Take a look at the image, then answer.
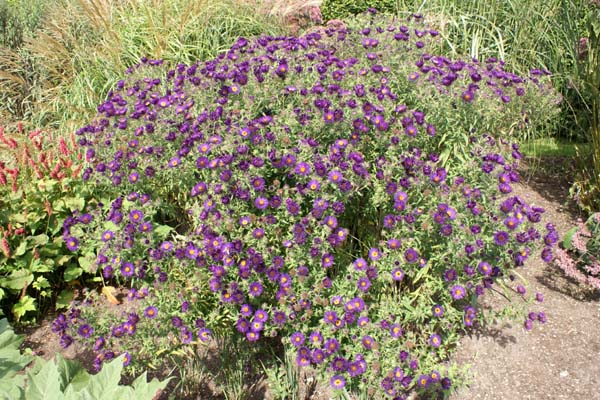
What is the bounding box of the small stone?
[559,370,569,378]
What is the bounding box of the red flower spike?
[1,238,10,258]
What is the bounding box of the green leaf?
[153,225,172,238]
[13,241,28,257]
[55,354,85,391]
[12,296,37,320]
[74,355,125,399]
[10,213,27,224]
[0,318,33,397]
[25,355,64,400]
[32,276,50,291]
[77,254,96,274]
[30,259,54,273]
[63,197,85,212]
[55,290,74,311]
[30,235,49,246]
[65,369,91,393]
[0,270,34,291]
[129,372,171,400]
[55,255,72,267]
[63,266,82,282]
[0,374,25,400]
[562,227,578,250]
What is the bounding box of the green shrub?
[55,11,559,398]
[0,124,88,321]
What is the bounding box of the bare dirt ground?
[17,157,600,400]
[451,158,600,400]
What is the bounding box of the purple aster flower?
[309,331,323,345]
[254,309,268,322]
[432,304,444,317]
[404,248,419,263]
[77,324,94,338]
[198,328,211,342]
[478,261,492,276]
[129,210,143,223]
[65,237,79,251]
[121,262,135,277]
[391,268,405,281]
[168,157,181,168]
[101,230,114,242]
[144,306,157,318]
[290,331,305,347]
[368,247,382,261]
[93,336,105,351]
[60,334,73,349]
[249,281,263,297]
[357,277,371,293]
[429,333,442,348]
[494,231,509,246]
[462,90,475,102]
[451,285,466,300]
[328,170,343,183]
[390,323,403,338]
[417,374,430,388]
[321,253,334,268]
[254,197,268,210]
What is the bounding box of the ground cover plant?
[44,10,564,398]
[555,213,600,291]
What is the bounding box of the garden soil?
[18,158,600,400]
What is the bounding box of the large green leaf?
[562,226,579,251]
[0,270,34,291]
[63,266,82,282]
[29,235,49,247]
[77,254,96,274]
[13,241,27,257]
[55,355,85,391]
[129,371,171,400]
[25,356,64,400]
[55,290,74,311]
[63,197,85,213]
[0,318,33,398]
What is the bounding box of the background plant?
[0,0,289,132]
[0,123,87,321]
[555,213,600,291]
[567,1,600,212]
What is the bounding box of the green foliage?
[0,318,33,399]
[0,0,289,132]
[320,0,397,21]
[567,1,600,212]
[0,318,170,400]
[0,125,88,321]
[264,349,301,400]
[0,0,50,49]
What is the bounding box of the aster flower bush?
[55,10,560,398]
